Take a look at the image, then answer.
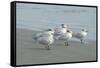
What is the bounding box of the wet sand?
[16,28,97,65]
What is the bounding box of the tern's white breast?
[72,31,87,39]
[35,31,54,45]
[59,32,72,40]
[54,27,67,35]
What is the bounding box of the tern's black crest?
[47,29,52,31]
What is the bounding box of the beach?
[16,28,96,65]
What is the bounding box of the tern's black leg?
[67,42,69,46]
[64,42,66,46]
[81,39,84,44]
[81,39,88,45]
[45,45,50,50]
[65,41,69,46]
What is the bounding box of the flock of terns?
[33,24,88,50]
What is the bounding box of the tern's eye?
[82,29,85,31]
[86,31,88,32]
[67,30,70,32]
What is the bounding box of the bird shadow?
[27,47,48,51]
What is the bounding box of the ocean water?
[16,3,96,40]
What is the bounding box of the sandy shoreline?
[16,28,96,65]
